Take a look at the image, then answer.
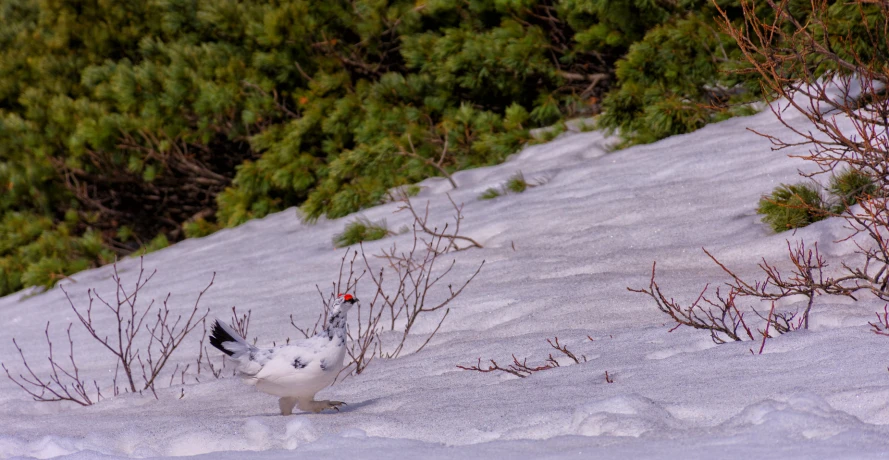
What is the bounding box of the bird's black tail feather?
[209,320,236,356]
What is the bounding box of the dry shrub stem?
[705,242,859,330]
[2,257,212,404]
[457,355,556,378]
[869,305,889,336]
[457,336,588,378]
[397,133,458,190]
[229,306,253,344]
[2,324,101,406]
[397,192,483,252]
[295,193,483,377]
[629,263,756,344]
[631,241,871,345]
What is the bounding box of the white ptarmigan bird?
[209,293,358,415]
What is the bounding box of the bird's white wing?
[231,334,332,376]
[234,346,279,376]
[253,336,343,389]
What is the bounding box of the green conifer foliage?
[2,0,879,295]
[828,169,878,213]
[757,183,828,233]
[596,3,763,147]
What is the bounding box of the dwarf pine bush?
[404,185,423,197]
[478,188,503,201]
[505,172,530,194]
[333,218,391,248]
[479,171,540,200]
[758,168,882,232]
[2,0,883,294]
[596,7,761,148]
[829,169,878,212]
[757,183,829,232]
[183,219,221,239]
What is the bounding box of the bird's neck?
[320,308,347,343]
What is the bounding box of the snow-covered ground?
[2,106,889,459]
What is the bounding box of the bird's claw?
[328,400,346,412]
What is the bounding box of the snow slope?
[2,107,889,459]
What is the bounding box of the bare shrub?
[629,263,756,344]
[396,133,458,190]
[2,258,212,403]
[295,193,484,377]
[631,243,858,347]
[365,196,484,359]
[457,336,587,378]
[718,0,889,301]
[457,355,557,378]
[3,324,101,406]
[229,306,253,344]
[395,192,483,252]
[633,1,889,349]
[717,0,889,193]
[195,321,226,380]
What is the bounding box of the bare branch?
[5,258,213,404]
[458,337,588,378]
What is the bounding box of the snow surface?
[3,107,889,459]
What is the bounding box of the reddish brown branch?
[629,262,756,344]
[4,258,212,404]
[458,337,588,378]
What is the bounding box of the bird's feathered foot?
[294,399,346,414]
[279,397,298,416]
[278,397,346,415]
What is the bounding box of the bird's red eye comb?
[339,293,353,301]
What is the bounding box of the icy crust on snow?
[3,107,889,458]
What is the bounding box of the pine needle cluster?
[758,170,878,232]
[479,172,542,200]
[333,218,392,248]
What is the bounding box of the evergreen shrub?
[478,188,503,201]
[505,172,530,194]
[333,218,391,248]
[478,171,538,200]
[5,0,878,294]
[829,169,878,212]
[757,183,828,232]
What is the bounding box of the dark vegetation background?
[0,0,879,295]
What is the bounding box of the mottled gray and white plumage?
[209,294,358,414]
